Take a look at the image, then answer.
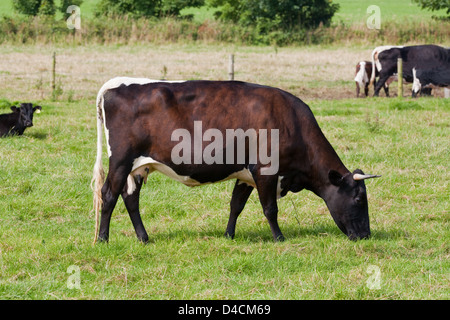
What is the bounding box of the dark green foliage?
[37,0,56,16]
[12,0,43,16]
[95,0,205,18]
[208,0,340,30]
[12,0,84,18]
[412,0,450,15]
[13,0,56,16]
[95,0,158,18]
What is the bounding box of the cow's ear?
[10,106,19,113]
[328,170,343,186]
[33,105,42,113]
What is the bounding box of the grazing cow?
[370,45,450,96]
[0,103,42,137]
[92,77,380,244]
[411,67,450,97]
[354,61,394,97]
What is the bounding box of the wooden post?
[445,88,450,98]
[397,58,403,98]
[228,54,234,81]
[52,51,56,95]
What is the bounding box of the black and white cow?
[412,67,450,97]
[0,103,42,137]
[370,45,450,96]
[92,77,380,244]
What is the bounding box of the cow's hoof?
[97,235,109,243]
[224,231,235,239]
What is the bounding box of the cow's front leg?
[254,174,284,242]
[122,175,149,243]
[225,180,254,239]
[383,84,390,97]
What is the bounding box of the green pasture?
[0,0,448,301]
[0,94,448,299]
[333,0,449,24]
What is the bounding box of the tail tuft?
[91,163,104,244]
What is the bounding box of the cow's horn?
[353,173,381,181]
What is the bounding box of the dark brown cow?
[92,77,380,243]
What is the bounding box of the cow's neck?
[303,126,349,199]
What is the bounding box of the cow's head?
[325,169,380,240]
[11,103,41,128]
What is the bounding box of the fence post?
[228,54,234,81]
[52,51,56,95]
[445,88,450,98]
[397,58,403,98]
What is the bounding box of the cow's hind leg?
[225,180,254,239]
[254,175,284,242]
[122,176,149,243]
[98,162,132,242]
[355,82,360,98]
[383,84,390,97]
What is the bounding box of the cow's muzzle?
[348,231,371,241]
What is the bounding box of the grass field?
[0,0,449,301]
[0,42,449,299]
[333,0,449,23]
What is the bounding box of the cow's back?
[102,80,314,141]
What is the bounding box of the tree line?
[13,0,341,32]
[7,0,449,46]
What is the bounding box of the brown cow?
[92,77,380,243]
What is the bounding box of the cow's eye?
[355,196,366,206]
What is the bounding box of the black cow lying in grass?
[0,103,42,137]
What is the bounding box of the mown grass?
[0,93,448,299]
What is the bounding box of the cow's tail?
[91,91,106,244]
[369,48,377,87]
